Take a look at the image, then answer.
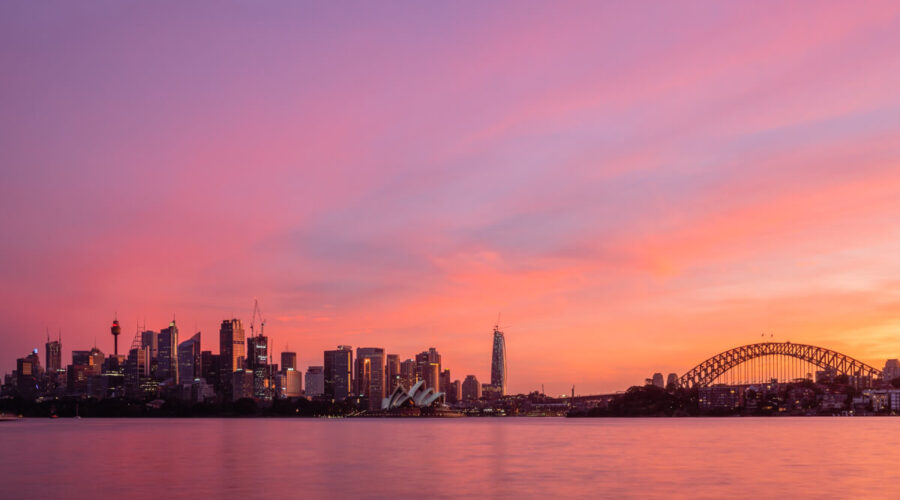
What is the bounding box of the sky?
[3,1,900,394]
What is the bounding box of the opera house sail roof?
[382,380,444,410]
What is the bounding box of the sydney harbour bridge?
[676,341,882,388]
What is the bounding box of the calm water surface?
[1,417,897,499]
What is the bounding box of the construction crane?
[250,298,266,338]
[250,298,273,364]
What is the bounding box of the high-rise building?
[140,330,159,380]
[424,362,440,393]
[385,354,401,393]
[219,319,245,402]
[45,336,62,374]
[247,334,271,400]
[651,373,664,388]
[324,346,353,401]
[177,332,202,383]
[232,369,254,401]
[462,375,481,401]
[439,369,451,400]
[281,352,297,372]
[73,348,103,377]
[356,347,385,411]
[282,368,302,398]
[416,348,441,391]
[158,321,179,384]
[400,359,418,388]
[666,373,678,389]
[72,350,91,367]
[125,346,151,397]
[447,380,462,404]
[16,350,42,399]
[201,351,220,390]
[305,366,325,397]
[491,324,507,396]
[141,330,159,359]
[884,359,900,383]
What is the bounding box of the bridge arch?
[678,342,882,388]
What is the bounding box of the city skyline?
[4,2,900,395]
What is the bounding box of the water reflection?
[1,418,898,499]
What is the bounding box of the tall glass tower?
[490,324,507,396]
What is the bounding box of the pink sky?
[3,1,900,394]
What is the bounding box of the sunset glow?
[3,1,900,394]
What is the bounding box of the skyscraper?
[201,351,220,391]
[416,348,441,391]
[16,350,42,399]
[305,366,325,397]
[247,334,271,400]
[219,318,245,402]
[158,321,179,384]
[177,332,201,383]
[141,330,159,359]
[400,358,418,388]
[447,380,462,404]
[462,375,481,401]
[324,346,353,401]
[884,359,900,382]
[439,369,451,400]
[281,368,302,398]
[385,354,401,393]
[281,351,297,372]
[45,335,61,375]
[651,373,664,388]
[125,345,151,397]
[356,347,385,411]
[491,324,507,396]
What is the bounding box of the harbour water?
[2,417,898,499]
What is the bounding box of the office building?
[385,354,401,394]
[356,347,385,411]
[447,380,462,404]
[232,369,254,401]
[158,321,179,384]
[247,334,271,400]
[400,358,418,388]
[281,351,297,372]
[462,375,481,401]
[306,366,325,397]
[16,350,42,399]
[439,369,451,401]
[282,368,302,398]
[45,336,62,374]
[884,359,900,383]
[491,325,507,396]
[219,318,245,402]
[177,332,202,383]
[324,346,353,401]
[416,348,441,391]
[201,351,220,390]
[141,330,159,360]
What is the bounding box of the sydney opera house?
[381,380,444,410]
